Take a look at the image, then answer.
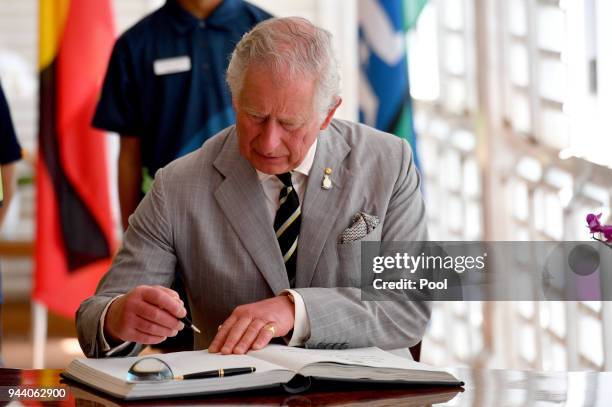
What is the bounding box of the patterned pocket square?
[338,212,380,244]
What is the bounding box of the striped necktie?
[274,172,301,287]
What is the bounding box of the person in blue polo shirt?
[93,0,271,230]
[93,0,271,351]
[1,81,22,360]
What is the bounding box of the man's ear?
[320,97,342,130]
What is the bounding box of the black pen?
[176,367,256,380]
[180,316,202,334]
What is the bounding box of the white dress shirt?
[256,139,318,347]
[99,141,317,354]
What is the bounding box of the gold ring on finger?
[263,324,276,337]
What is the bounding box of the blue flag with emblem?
[358,0,427,170]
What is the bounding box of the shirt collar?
[256,138,318,182]
[165,0,241,34]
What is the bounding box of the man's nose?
[258,120,283,154]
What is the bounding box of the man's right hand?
[104,285,186,345]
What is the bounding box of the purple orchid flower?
[586,213,612,242]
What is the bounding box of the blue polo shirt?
[92,0,271,186]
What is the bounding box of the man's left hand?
[208,295,295,355]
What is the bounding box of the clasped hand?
[104,285,295,354]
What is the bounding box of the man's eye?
[281,122,298,130]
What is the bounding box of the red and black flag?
[35,0,116,318]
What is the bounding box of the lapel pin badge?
[322,167,333,190]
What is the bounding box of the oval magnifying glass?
[126,357,174,382]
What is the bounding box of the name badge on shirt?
[153,56,191,75]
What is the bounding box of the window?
[412,0,612,370]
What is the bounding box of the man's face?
[234,65,339,175]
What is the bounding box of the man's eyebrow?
[243,106,266,116]
[278,117,300,125]
[279,111,309,123]
[242,105,307,124]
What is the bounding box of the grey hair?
[226,17,340,116]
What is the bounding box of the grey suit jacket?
[77,119,430,358]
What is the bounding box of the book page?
[249,345,447,374]
[158,350,287,376]
[75,349,287,382]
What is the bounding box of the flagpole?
[32,300,48,368]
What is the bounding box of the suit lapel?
[213,131,289,294]
[297,127,352,287]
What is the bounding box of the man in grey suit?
[77,16,430,358]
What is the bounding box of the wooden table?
[1,367,611,406]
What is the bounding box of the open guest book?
[62,345,463,400]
